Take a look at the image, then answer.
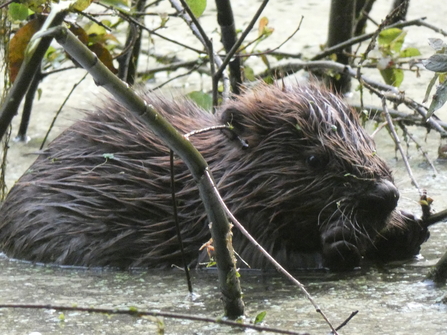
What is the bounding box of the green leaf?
[8,3,32,21]
[423,74,438,103]
[380,68,404,87]
[85,22,107,38]
[399,47,421,58]
[70,0,92,11]
[98,0,131,12]
[254,311,267,324]
[243,66,255,81]
[378,28,403,46]
[260,54,270,68]
[390,31,406,53]
[378,28,406,53]
[103,153,115,160]
[263,76,274,84]
[185,0,207,18]
[427,80,447,119]
[187,91,213,111]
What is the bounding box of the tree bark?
[215,0,242,94]
[389,0,410,24]
[326,0,356,93]
[117,0,147,85]
[354,0,376,36]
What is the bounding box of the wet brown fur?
[0,84,410,269]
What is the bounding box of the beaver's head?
[216,84,399,270]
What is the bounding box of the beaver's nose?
[358,180,399,213]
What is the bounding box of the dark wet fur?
[0,84,420,270]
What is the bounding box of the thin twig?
[334,310,359,332]
[356,2,403,105]
[150,64,202,91]
[380,90,447,137]
[40,72,88,149]
[75,9,112,32]
[139,60,207,77]
[0,0,13,9]
[0,304,305,335]
[312,18,428,61]
[203,169,339,335]
[258,60,399,93]
[97,2,204,54]
[170,150,193,294]
[237,16,303,57]
[397,121,437,176]
[416,20,447,37]
[178,0,210,48]
[381,97,421,194]
[168,0,230,103]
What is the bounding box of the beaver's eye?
[306,155,326,169]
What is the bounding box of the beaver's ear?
[220,107,252,148]
[221,107,245,135]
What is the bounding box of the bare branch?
[381,97,421,194]
[204,169,340,335]
[0,303,305,335]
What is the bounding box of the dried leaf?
[258,17,269,36]
[69,24,89,45]
[8,18,44,82]
[88,43,118,74]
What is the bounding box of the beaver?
[0,84,429,271]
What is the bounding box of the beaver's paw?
[366,211,430,262]
[321,227,362,271]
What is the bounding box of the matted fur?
[0,84,413,269]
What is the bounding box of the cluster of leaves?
[6,0,219,109]
[376,27,421,87]
[7,0,129,83]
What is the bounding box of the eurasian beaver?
[0,84,429,271]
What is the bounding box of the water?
[2,0,447,334]
[0,250,446,334]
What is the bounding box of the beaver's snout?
[358,180,399,213]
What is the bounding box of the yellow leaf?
[258,17,268,37]
[70,0,92,11]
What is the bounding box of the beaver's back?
[0,94,219,268]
